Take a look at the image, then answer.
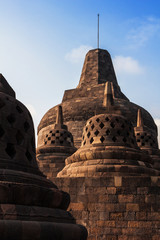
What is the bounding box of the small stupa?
[37,105,76,177]
[58,82,159,177]
[134,108,160,170]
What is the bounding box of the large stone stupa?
[0,74,87,240]
[37,48,160,239]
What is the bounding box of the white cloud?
[26,104,37,118]
[65,45,93,63]
[154,118,160,147]
[127,17,160,48]
[113,56,144,75]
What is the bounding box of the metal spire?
[97,14,99,49]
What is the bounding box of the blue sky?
[0,0,160,143]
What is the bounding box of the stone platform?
[53,176,160,240]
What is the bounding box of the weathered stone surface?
[37,49,157,149]
[53,176,160,240]
[37,105,76,177]
[37,47,160,240]
[0,77,87,240]
[58,83,159,177]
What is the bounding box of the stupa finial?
[103,81,114,109]
[137,109,144,127]
[56,105,63,125]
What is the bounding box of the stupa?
[0,74,87,240]
[37,105,76,177]
[58,82,159,177]
[37,49,157,151]
[37,48,160,239]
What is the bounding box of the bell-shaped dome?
[58,82,159,177]
[0,76,40,175]
[37,105,76,177]
[43,105,74,148]
[134,109,160,170]
[0,75,87,240]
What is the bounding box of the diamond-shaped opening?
[44,141,47,145]
[141,136,144,139]
[82,135,84,140]
[5,143,16,159]
[87,132,91,138]
[85,127,88,132]
[56,137,59,139]
[16,105,23,113]
[16,130,24,145]
[137,133,140,136]
[0,125,5,138]
[90,137,94,144]
[99,122,104,129]
[123,137,127,143]
[117,130,121,135]
[110,122,115,128]
[7,114,16,124]
[112,136,117,142]
[89,120,92,124]
[52,133,55,136]
[56,130,59,133]
[0,98,5,109]
[100,136,105,143]
[96,118,100,123]
[50,130,52,133]
[121,124,125,129]
[24,121,30,132]
[51,140,55,144]
[25,150,32,162]
[137,139,140,142]
[48,137,51,140]
[60,140,64,144]
[83,140,86,145]
[60,133,63,136]
[91,124,95,130]
[94,130,99,136]
[106,129,110,135]
[105,117,109,122]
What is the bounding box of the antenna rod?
[97,14,99,49]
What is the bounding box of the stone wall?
[53,176,160,240]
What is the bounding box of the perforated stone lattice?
[81,114,138,148]
[0,95,36,164]
[135,132,158,149]
[44,129,74,147]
